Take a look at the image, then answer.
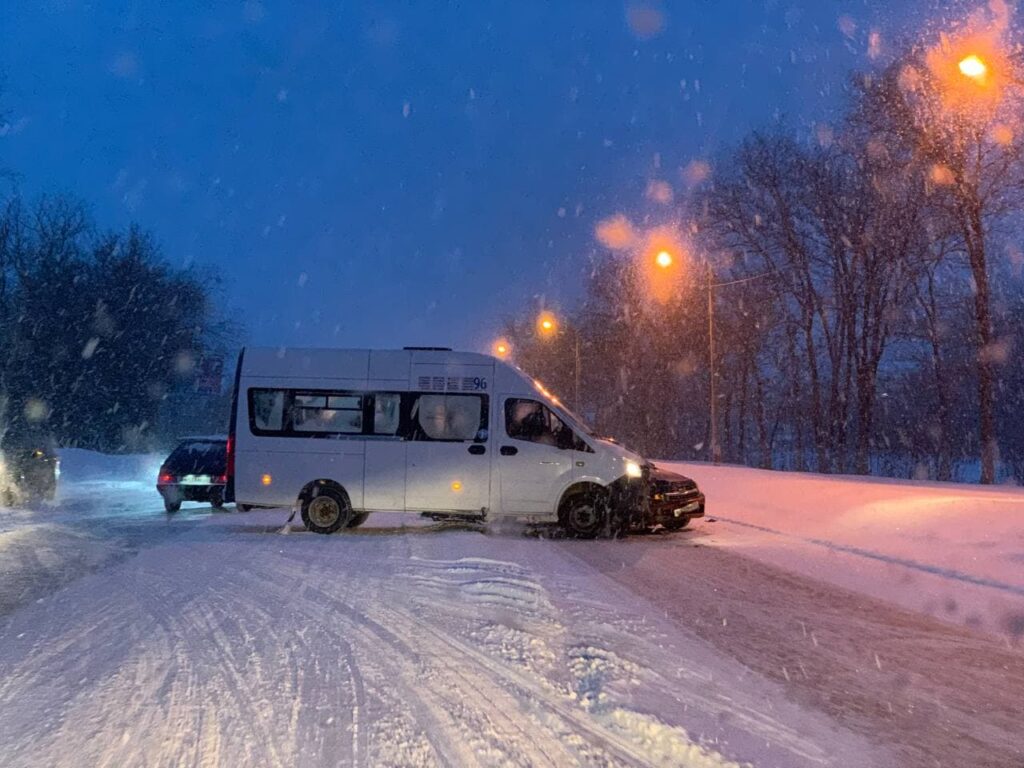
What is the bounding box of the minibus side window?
[373,393,402,435]
[408,394,487,441]
[292,392,363,433]
[505,398,578,450]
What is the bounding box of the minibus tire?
[559,492,608,539]
[300,486,351,534]
[347,512,370,528]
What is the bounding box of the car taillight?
[215,474,227,484]
[226,435,235,480]
[158,471,174,484]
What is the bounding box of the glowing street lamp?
[959,53,988,81]
[536,310,581,412]
[655,250,673,269]
[492,339,511,359]
[536,311,558,337]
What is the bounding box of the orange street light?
[655,250,673,268]
[535,310,582,411]
[959,54,988,81]
[492,338,511,358]
[536,311,558,337]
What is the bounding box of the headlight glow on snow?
[625,461,642,478]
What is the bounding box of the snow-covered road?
[0,454,1022,767]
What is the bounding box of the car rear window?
[165,441,226,474]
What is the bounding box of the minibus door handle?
[468,444,486,455]
[500,446,518,456]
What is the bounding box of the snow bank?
[0,449,163,616]
[56,448,163,484]
[663,461,1024,641]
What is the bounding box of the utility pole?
[573,331,581,414]
[707,261,721,464]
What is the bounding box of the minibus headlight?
[625,461,642,478]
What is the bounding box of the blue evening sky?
[1,1,935,352]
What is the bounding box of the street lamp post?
[701,266,776,465]
[706,262,721,464]
[536,311,582,412]
[573,331,581,414]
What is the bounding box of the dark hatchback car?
[156,437,229,513]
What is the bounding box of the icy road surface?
[1,454,1022,767]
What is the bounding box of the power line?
[706,269,778,289]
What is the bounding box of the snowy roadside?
[0,450,189,617]
[662,461,1024,642]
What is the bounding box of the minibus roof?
[241,346,498,380]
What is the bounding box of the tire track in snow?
[364,553,743,767]
[713,516,1024,596]
[372,597,730,768]
[267,545,577,766]
[127,556,289,767]
[220,549,449,766]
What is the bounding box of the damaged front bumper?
[608,465,706,530]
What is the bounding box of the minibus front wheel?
[558,489,609,539]
[300,483,352,534]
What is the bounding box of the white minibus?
[226,347,704,536]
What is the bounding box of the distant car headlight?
[625,460,642,478]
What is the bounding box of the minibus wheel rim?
[308,496,341,528]
[569,503,599,531]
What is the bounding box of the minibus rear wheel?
[559,491,608,539]
[300,485,352,534]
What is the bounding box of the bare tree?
[852,52,1024,482]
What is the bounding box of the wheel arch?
[298,478,352,508]
[557,481,608,514]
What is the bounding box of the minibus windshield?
[530,379,597,438]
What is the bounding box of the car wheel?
[347,511,370,528]
[663,515,691,531]
[210,489,224,509]
[301,487,351,534]
[164,499,181,513]
[559,492,608,539]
